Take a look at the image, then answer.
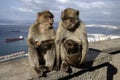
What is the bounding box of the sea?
[0,21,120,56]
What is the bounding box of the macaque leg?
[28,48,41,77]
[61,61,69,72]
[44,48,55,71]
[60,44,69,72]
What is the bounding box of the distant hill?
[0,19,34,25]
[0,19,14,23]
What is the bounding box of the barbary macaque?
[63,39,82,54]
[27,11,56,77]
[55,8,88,72]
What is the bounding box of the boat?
[5,36,24,42]
[9,30,21,32]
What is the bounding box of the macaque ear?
[76,10,79,16]
[61,11,64,20]
[37,12,41,17]
[50,12,54,18]
[46,11,54,18]
[35,12,42,24]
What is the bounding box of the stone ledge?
[89,38,120,53]
[84,49,112,68]
[38,49,111,80]
[0,49,112,80]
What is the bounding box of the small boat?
[9,30,21,32]
[5,36,24,42]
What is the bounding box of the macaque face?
[37,11,54,29]
[62,8,79,30]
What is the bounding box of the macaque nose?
[50,23,53,25]
[48,19,53,25]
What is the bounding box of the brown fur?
[63,39,82,54]
[55,8,88,72]
[27,11,56,77]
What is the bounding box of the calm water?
[0,25,29,56]
[0,22,120,56]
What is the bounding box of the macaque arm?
[55,21,65,68]
[51,29,56,40]
[27,25,39,48]
[55,21,66,42]
[79,22,88,64]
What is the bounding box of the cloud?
[74,1,105,9]
[2,0,118,21]
[103,11,111,15]
[34,0,43,4]
[91,1,105,8]
[56,0,69,3]
[17,7,34,13]
[20,0,106,12]
[18,0,115,21]
[21,0,105,10]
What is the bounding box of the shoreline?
[0,51,27,63]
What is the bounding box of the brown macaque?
[63,39,82,54]
[55,8,88,72]
[27,11,56,77]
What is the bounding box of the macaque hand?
[35,41,41,47]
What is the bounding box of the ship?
[9,30,21,32]
[5,36,24,42]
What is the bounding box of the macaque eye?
[44,16,53,20]
[63,17,74,21]
[63,17,68,20]
[49,16,53,19]
[69,18,74,21]
[44,16,49,19]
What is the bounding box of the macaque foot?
[54,66,60,71]
[38,66,49,77]
[61,61,69,72]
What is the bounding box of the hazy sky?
[0,0,120,22]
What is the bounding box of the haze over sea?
[0,20,120,56]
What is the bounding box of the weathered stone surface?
[0,57,31,80]
[89,38,120,53]
[109,53,120,80]
[71,66,107,80]
[38,49,111,80]
[85,49,112,67]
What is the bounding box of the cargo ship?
[5,36,24,42]
[9,30,21,32]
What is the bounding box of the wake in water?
[87,34,120,42]
[86,24,120,42]
[86,24,120,29]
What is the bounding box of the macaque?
[63,39,82,54]
[27,11,56,77]
[55,8,88,72]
